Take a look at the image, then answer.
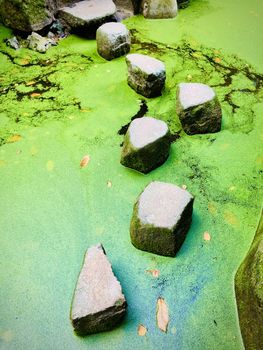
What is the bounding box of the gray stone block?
[176,82,222,135]
[71,244,127,335]
[96,22,130,60]
[130,181,194,256]
[126,53,166,97]
[120,116,171,173]
[141,0,178,19]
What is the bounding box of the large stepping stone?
[126,53,166,98]
[130,181,194,256]
[96,22,130,60]
[58,0,116,35]
[71,244,127,335]
[141,0,178,18]
[176,83,222,135]
[120,116,171,173]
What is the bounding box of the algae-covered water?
[0,1,263,349]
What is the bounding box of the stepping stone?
[71,244,127,335]
[130,181,194,256]
[141,0,178,18]
[126,53,166,98]
[176,83,222,135]
[120,116,171,173]
[96,22,130,60]
[58,0,116,34]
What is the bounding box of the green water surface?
[0,0,263,349]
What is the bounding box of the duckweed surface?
[0,0,263,349]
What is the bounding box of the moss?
[235,213,263,350]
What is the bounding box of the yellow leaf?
[30,93,41,98]
[146,269,160,278]
[156,297,169,333]
[7,134,22,143]
[137,324,147,336]
[214,57,221,64]
[203,231,211,241]
[46,160,54,172]
[26,81,36,86]
[107,180,112,188]
[80,155,90,168]
[181,184,187,190]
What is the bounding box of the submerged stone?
[71,244,127,336]
[58,0,116,35]
[141,0,178,18]
[27,32,56,53]
[130,181,194,256]
[6,36,20,50]
[176,83,222,135]
[120,116,170,173]
[96,22,130,60]
[235,214,263,350]
[126,53,166,97]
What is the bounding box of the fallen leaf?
[30,93,41,98]
[203,231,211,241]
[208,202,217,215]
[26,81,36,86]
[137,324,147,336]
[20,58,30,65]
[224,211,239,226]
[214,57,221,64]
[46,160,54,172]
[146,269,160,278]
[156,297,169,333]
[7,134,22,143]
[181,184,187,190]
[171,326,177,334]
[80,155,90,168]
[107,180,112,188]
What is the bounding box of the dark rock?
[96,22,130,60]
[126,53,166,97]
[0,0,56,32]
[141,0,178,18]
[130,181,194,256]
[71,244,127,336]
[177,0,190,9]
[120,116,170,173]
[235,213,263,350]
[176,83,222,135]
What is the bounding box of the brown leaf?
[146,269,160,278]
[80,155,90,168]
[156,297,169,333]
[203,231,211,241]
[137,324,147,336]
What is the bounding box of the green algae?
[0,1,263,349]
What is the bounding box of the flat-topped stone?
[130,181,194,256]
[141,0,178,19]
[58,0,116,33]
[126,54,166,97]
[71,244,127,335]
[176,83,222,135]
[120,117,171,173]
[96,22,130,60]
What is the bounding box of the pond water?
[0,0,262,349]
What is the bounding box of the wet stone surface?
[141,0,178,19]
[176,83,222,135]
[130,181,194,256]
[96,22,130,60]
[126,53,166,97]
[71,244,127,336]
[120,116,171,173]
